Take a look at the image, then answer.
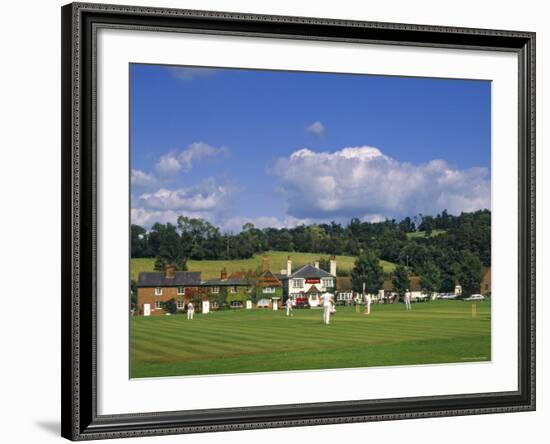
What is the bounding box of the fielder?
[404,290,412,310]
[321,292,334,325]
[187,301,195,320]
[285,298,293,317]
[365,294,371,315]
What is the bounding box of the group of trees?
[349,248,482,298]
[131,210,490,295]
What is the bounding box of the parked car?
[463,294,485,301]
[256,298,270,308]
[294,297,310,309]
[439,293,459,300]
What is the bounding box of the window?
[322,278,333,288]
[263,287,275,293]
[177,287,185,295]
[292,279,304,288]
[176,299,184,309]
[155,300,162,309]
[231,300,243,308]
[230,286,236,293]
[154,287,162,296]
[211,287,219,294]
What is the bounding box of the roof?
[137,271,201,287]
[289,264,334,279]
[257,270,283,287]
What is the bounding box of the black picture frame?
[61,2,536,440]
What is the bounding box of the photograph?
[129,64,492,379]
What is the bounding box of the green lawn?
[406,229,447,239]
[130,300,491,378]
[131,250,396,281]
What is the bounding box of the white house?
[286,257,336,307]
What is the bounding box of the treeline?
[132,210,490,293]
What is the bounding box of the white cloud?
[306,121,325,137]
[131,178,237,227]
[154,152,181,175]
[130,169,157,188]
[273,145,490,221]
[154,143,227,175]
[166,66,218,81]
[179,142,227,172]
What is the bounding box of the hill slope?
[131,250,396,281]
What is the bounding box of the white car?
[463,294,485,301]
[438,293,458,300]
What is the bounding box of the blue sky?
[130,64,491,232]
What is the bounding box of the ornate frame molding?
[61,2,535,440]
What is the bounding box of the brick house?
[201,268,251,309]
[254,255,284,308]
[136,265,201,315]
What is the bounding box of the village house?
[253,255,284,309]
[286,256,337,307]
[136,265,201,315]
[201,268,251,309]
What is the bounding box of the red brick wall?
[137,287,196,315]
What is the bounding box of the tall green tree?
[458,251,482,296]
[419,260,443,297]
[150,222,187,270]
[351,251,384,295]
[130,224,149,257]
[392,264,410,297]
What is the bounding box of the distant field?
[130,300,491,378]
[406,229,447,239]
[131,250,396,281]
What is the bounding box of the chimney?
[330,256,337,276]
[287,256,292,276]
[314,261,319,269]
[164,264,175,279]
[262,254,270,272]
[220,268,228,281]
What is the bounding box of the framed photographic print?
[61,2,536,440]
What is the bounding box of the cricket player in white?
[404,290,412,310]
[365,294,371,315]
[187,302,195,320]
[285,298,293,317]
[321,292,334,325]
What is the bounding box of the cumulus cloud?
[179,142,228,172]
[306,121,325,137]
[154,142,227,175]
[273,145,490,221]
[131,178,237,227]
[165,66,218,81]
[154,152,181,175]
[131,169,157,188]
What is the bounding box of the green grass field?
[406,229,447,239]
[130,300,491,378]
[131,250,396,281]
